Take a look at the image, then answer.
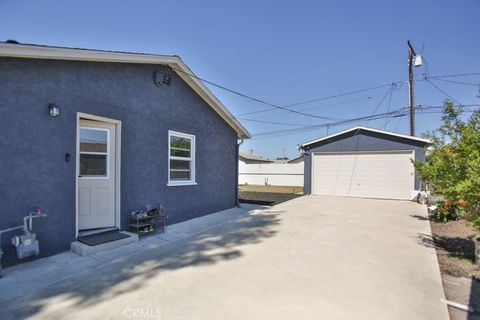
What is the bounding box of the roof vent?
[162,72,171,86]
[153,70,172,87]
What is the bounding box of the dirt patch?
[238,192,302,206]
[238,184,303,194]
[430,220,480,278]
[430,219,480,319]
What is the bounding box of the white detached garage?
[300,126,430,200]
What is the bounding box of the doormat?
[77,231,129,246]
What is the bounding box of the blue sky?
[1,0,479,159]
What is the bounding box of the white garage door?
[312,151,415,200]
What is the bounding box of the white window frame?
[78,127,110,179]
[167,130,196,186]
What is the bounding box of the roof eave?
[300,125,431,148]
[0,42,251,139]
[171,58,251,139]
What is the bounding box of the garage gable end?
[300,126,430,152]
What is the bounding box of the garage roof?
[0,41,251,139]
[299,126,431,148]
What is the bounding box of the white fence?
[239,161,304,186]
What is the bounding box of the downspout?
[236,139,244,207]
[298,144,309,195]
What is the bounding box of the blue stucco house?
[299,126,430,200]
[0,41,250,266]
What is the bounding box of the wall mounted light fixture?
[48,104,60,117]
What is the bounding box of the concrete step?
[70,231,138,256]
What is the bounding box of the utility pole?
[407,40,417,136]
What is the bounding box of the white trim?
[78,126,110,179]
[310,150,416,155]
[168,130,196,186]
[75,113,122,237]
[0,42,250,139]
[167,182,198,187]
[300,126,431,148]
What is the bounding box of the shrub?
[414,101,480,229]
[430,200,460,223]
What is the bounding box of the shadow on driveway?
[2,208,282,319]
[418,232,476,261]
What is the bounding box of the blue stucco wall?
[0,57,238,267]
[302,129,428,194]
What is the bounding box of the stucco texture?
[0,57,238,267]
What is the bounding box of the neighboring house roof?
[239,152,272,163]
[0,41,250,139]
[299,126,431,148]
[287,155,304,163]
[272,159,289,164]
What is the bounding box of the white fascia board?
[0,43,251,139]
[0,42,180,65]
[171,59,251,139]
[300,126,431,148]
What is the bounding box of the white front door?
[78,119,116,230]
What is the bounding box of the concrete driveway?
[0,196,448,319]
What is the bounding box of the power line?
[427,72,480,79]
[365,85,394,125]
[425,79,463,105]
[416,104,479,108]
[416,110,476,115]
[173,64,408,121]
[413,104,478,117]
[383,83,395,129]
[237,83,396,117]
[240,103,458,129]
[171,64,478,127]
[252,113,408,140]
[173,65,404,117]
[236,118,309,126]
[170,66,341,121]
[252,107,408,138]
[237,93,388,117]
[433,78,480,87]
[284,83,397,108]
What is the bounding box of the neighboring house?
[239,153,304,187]
[299,126,430,200]
[0,42,250,266]
[238,151,273,164]
[272,157,290,164]
[287,155,304,164]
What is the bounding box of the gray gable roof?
[0,41,251,139]
[299,126,430,149]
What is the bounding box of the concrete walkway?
[0,196,448,319]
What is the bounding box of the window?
[79,128,109,177]
[168,131,196,186]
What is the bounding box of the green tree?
[414,101,480,228]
